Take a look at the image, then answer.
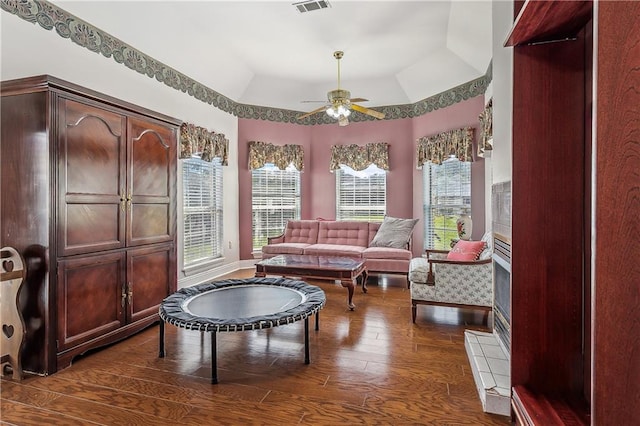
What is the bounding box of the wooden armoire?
[506,1,639,424]
[1,75,179,374]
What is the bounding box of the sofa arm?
[425,249,449,255]
[424,249,448,284]
[428,258,492,266]
[267,233,285,244]
[425,249,449,263]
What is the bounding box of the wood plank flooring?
[1,269,510,425]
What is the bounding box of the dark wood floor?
[1,269,510,425]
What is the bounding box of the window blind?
[423,158,471,250]
[335,165,386,221]
[251,164,301,251]
[182,157,223,266]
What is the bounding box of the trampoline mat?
[184,285,305,319]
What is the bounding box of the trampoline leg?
[315,312,320,331]
[158,321,165,358]
[304,317,310,364]
[211,331,218,384]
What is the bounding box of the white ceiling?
[54,0,492,112]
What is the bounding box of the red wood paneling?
[593,1,640,422]
[511,32,586,394]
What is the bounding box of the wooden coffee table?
[255,255,367,310]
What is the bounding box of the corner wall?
[491,1,514,186]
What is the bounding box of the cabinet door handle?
[120,189,126,212]
[126,193,132,208]
[121,283,127,308]
[127,282,133,305]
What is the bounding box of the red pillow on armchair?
[447,240,486,261]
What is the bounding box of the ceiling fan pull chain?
[334,50,343,89]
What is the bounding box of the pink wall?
[308,118,414,220]
[238,96,486,260]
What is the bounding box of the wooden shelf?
[505,0,592,46]
[512,386,589,426]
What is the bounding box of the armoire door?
[127,117,176,247]
[57,98,127,257]
[56,251,126,352]
[126,244,174,323]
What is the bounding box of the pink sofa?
[262,220,413,282]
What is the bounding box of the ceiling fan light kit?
[327,106,350,118]
[298,51,385,126]
[326,101,351,119]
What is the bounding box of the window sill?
[182,257,225,277]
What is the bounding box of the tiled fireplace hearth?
[465,181,512,416]
[464,330,510,415]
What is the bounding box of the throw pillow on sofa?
[447,240,486,261]
[369,216,418,249]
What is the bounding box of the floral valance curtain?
[248,141,304,171]
[329,142,390,171]
[179,123,229,165]
[478,98,493,158]
[416,127,475,166]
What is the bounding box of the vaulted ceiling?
[53,1,493,113]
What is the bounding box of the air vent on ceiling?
[293,0,331,13]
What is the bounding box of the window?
[336,164,386,221]
[423,158,471,250]
[252,163,301,251]
[182,157,223,267]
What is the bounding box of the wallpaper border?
[2,0,491,125]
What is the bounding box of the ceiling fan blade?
[297,105,329,120]
[300,100,326,103]
[351,103,385,120]
[349,97,369,103]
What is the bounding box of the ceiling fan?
[297,51,385,126]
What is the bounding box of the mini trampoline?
[159,277,326,384]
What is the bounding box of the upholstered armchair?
[410,233,493,323]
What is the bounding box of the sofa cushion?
[317,221,369,246]
[283,220,320,244]
[365,258,410,274]
[409,257,430,284]
[368,222,381,245]
[369,216,418,249]
[262,243,311,255]
[303,244,366,258]
[363,246,412,261]
[447,240,486,261]
[478,232,493,260]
